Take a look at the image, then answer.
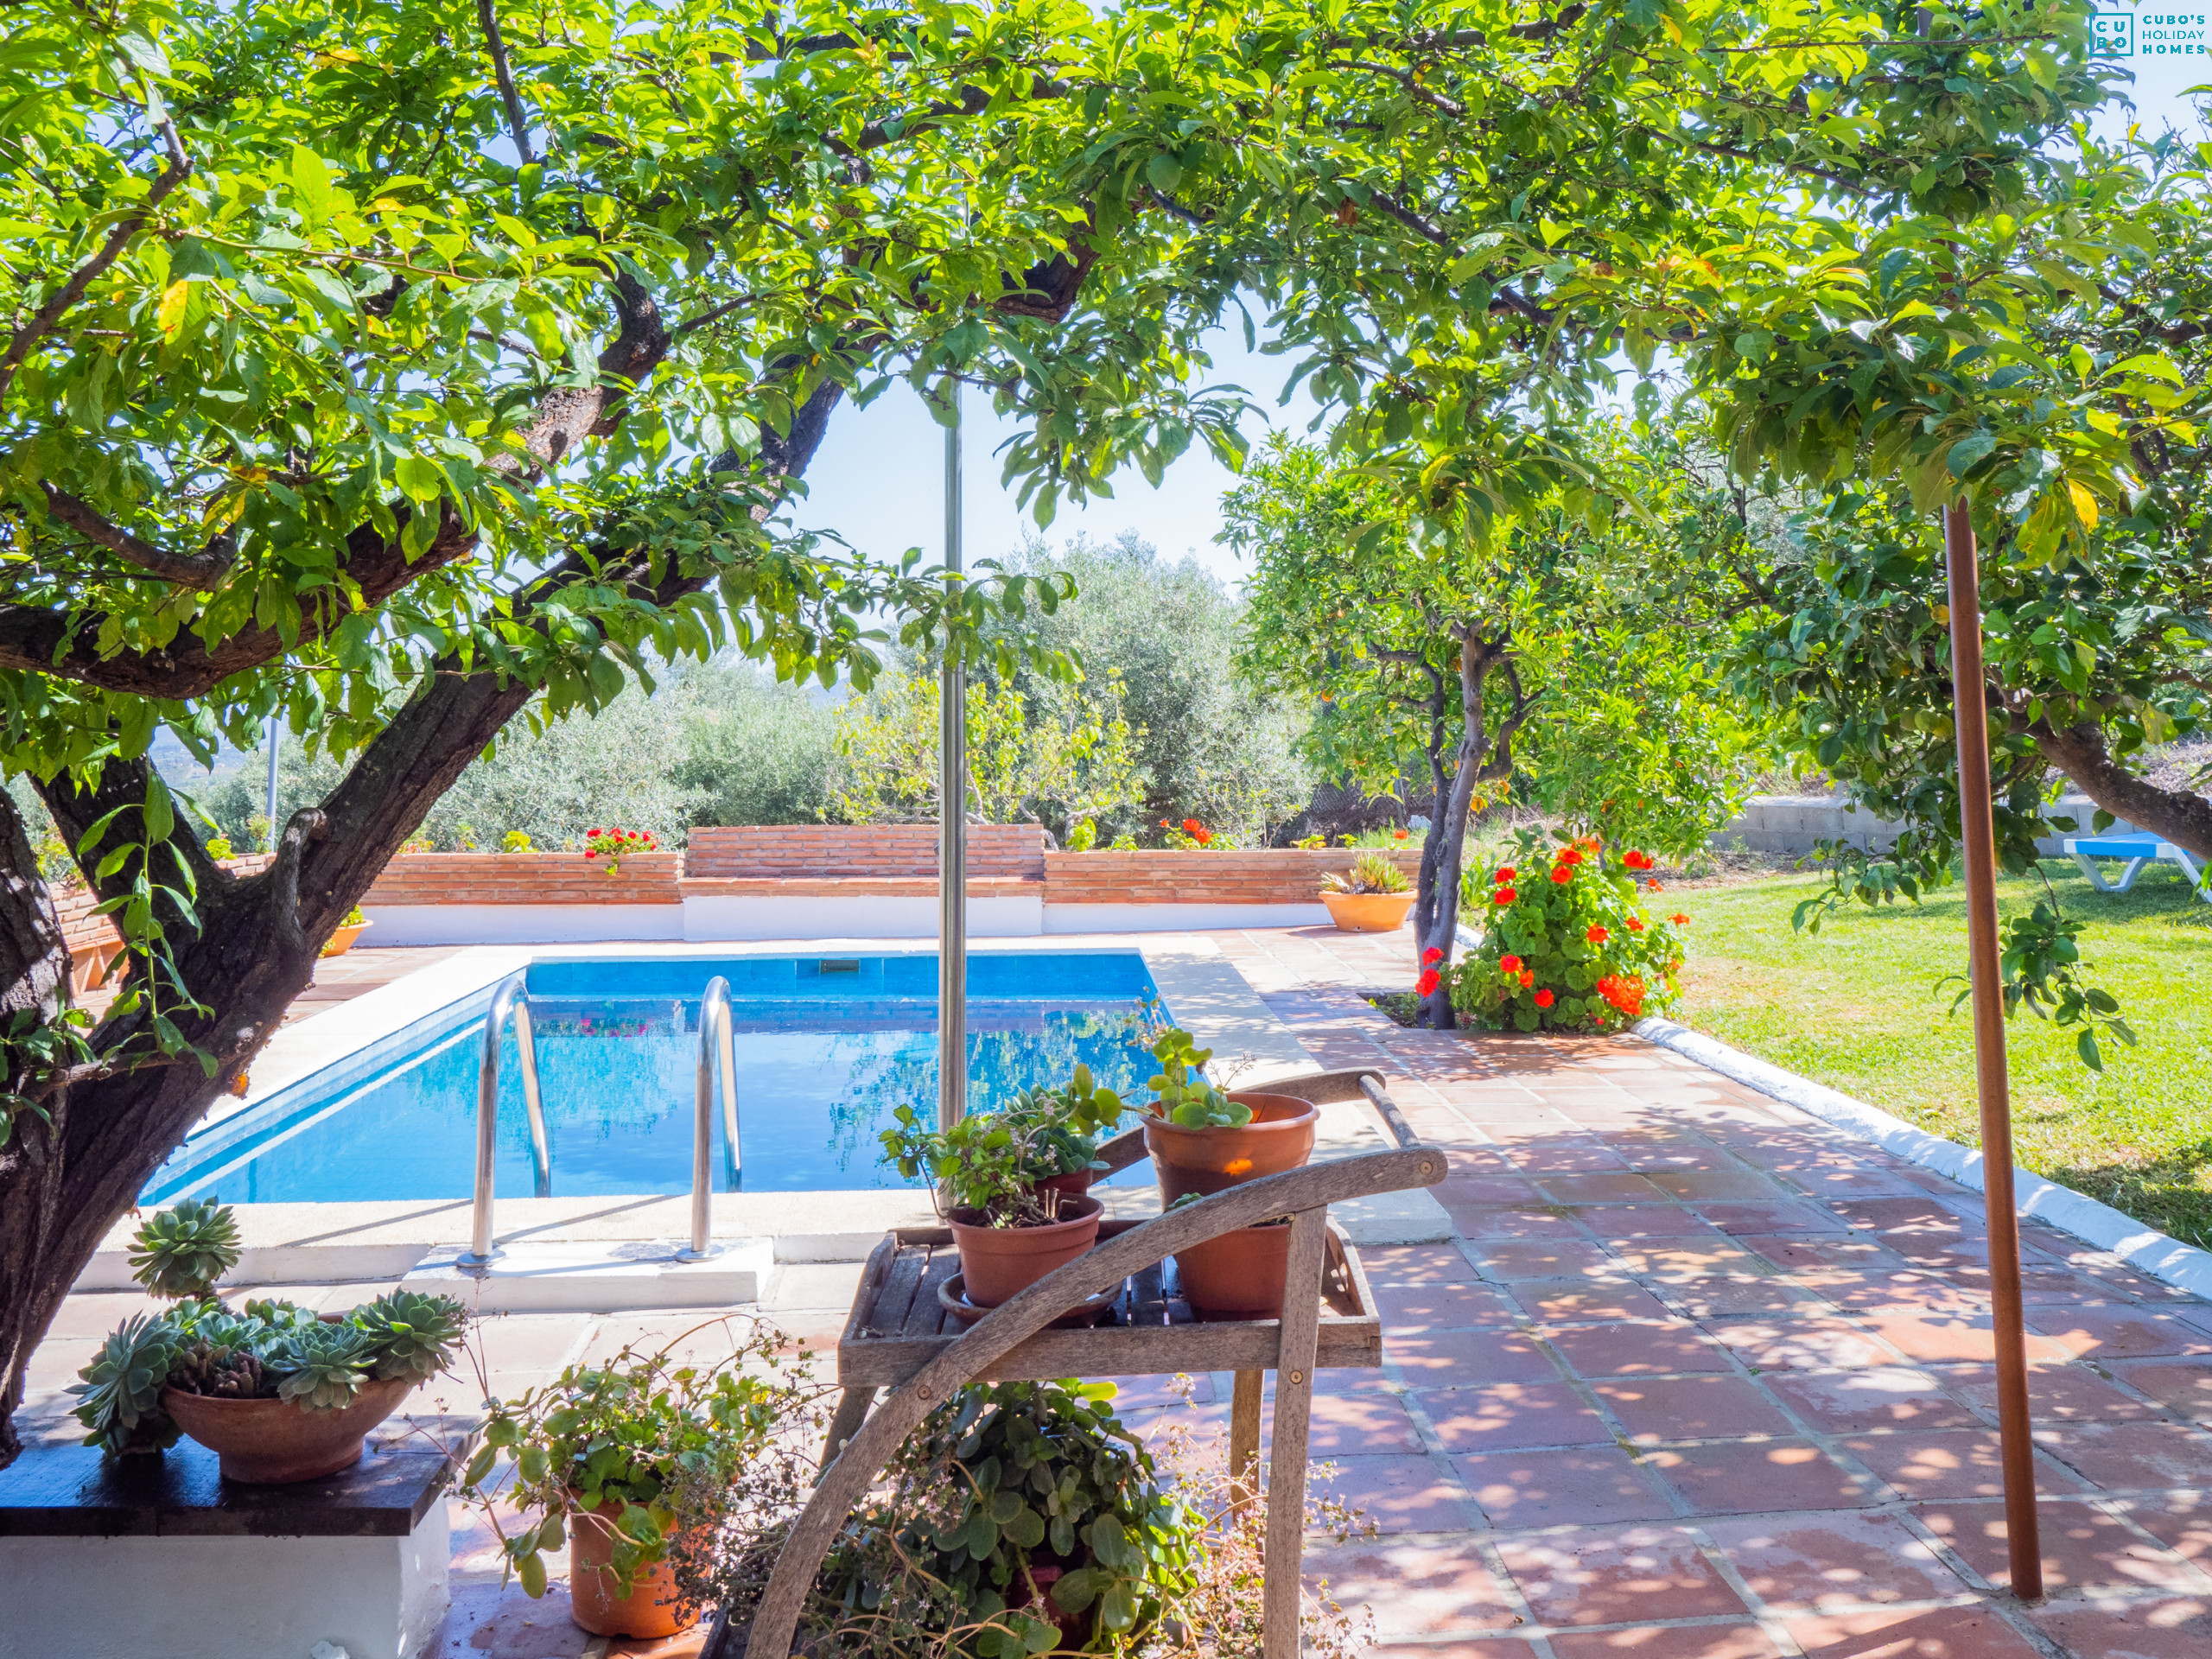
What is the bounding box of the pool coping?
[79,933,1452,1298]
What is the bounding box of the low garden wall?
[54,854,275,993]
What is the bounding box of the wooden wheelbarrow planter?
[715,1068,1444,1659]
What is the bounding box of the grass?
[1671,860,2212,1250]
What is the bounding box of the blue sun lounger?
[2063,834,2210,904]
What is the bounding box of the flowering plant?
[1157,816,1219,849]
[583,826,658,874]
[1443,832,1688,1033]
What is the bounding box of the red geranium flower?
[1627,915,1646,931]
[1534,988,1554,1008]
[1494,887,1517,906]
[1493,866,1516,882]
[1548,866,1573,885]
[1519,969,1535,988]
[1498,953,1522,975]
[1422,947,1443,965]
[1415,969,1440,996]
[1669,912,1691,925]
[1556,847,1583,867]
[1183,818,1203,836]
[1647,880,1664,893]
[1623,849,1654,872]
[1394,828,1410,840]
[1586,925,1608,944]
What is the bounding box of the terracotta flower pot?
[160,1375,413,1484]
[1142,1091,1318,1208]
[1321,890,1414,932]
[1032,1167,1095,1204]
[1175,1222,1293,1321]
[949,1195,1103,1307]
[320,919,370,957]
[569,1501,703,1638]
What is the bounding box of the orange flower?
[1534,988,1554,1008]
[1549,866,1573,885]
[1498,953,1522,975]
[1586,925,1608,944]
[1627,915,1646,931]
[1669,912,1691,925]
[1647,880,1664,893]
[1519,969,1535,988]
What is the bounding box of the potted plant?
[69,1199,468,1481]
[1137,1028,1316,1208]
[1163,1194,1295,1323]
[810,1379,1198,1658]
[454,1319,819,1639]
[879,1069,1122,1307]
[1319,850,1414,932]
[321,904,371,957]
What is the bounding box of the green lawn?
[1672,861,2212,1250]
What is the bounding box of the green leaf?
[1945,431,1997,477]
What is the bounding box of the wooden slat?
[1229,1370,1263,1523]
[839,1236,899,1345]
[838,1310,1376,1388]
[1264,1210,1330,1659]
[906,1251,960,1337]
[1358,1074,1423,1151]
[863,1248,929,1339]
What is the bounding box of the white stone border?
[1634,1014,2212,1300]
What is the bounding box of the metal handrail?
[458,971,549,1268]
[680,975,738,1262]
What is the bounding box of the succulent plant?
[240,1297,321,1334]
[127,1198,241,1300]
[266,1324,376,1411]
[352,1290,468,1383]
[168,1338,265,1401]
[69,1313,186,1453]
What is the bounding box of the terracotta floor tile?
[1510,1278,1675,1323]
[2130,1494,2212,1565]
[1301,1535,1524,1635]
[1823,1198,1978,1237]
[427,1581,595,1658]
[1453,1446,1675,1529]
[1434,1174,1547,1207]
[1580,1205,1733,1241]
[1374,1281,1523,1331]
[1762,1368,1981,1433]
[1497,1139,1635,1173]
[1446,1205,1590,1241]
[1942,1361,2175,1424]
[1738,1236,1916,1274]
[1649,1438,1879,1515]
[1305,1390,1429,1456]
[2027,1306,2212,1360]
[1855,1314,2072,1366]
[1783,1604,2045,1657]
[1703,1317,1901,1371]
[1548,1625,1783,1658]
[1497,1526,1747,1626]
[1814,1273,1991,1318]
[1360,1244,1484,1286]
[2113,1359,2212,1423]
[1417,1381,1615,1452]
[1782,1168,1936,1201]
[1703,1511,1974,1612]
[1842,1428,2079,1500]
[1548,1319,1734,1378]
[1313,1452,1479,1534]
[1386,1326,1559,1385]
[1915,1497,2207,1593]
[1596,1376,1796,1445]
[2037,1421,2212,1492]
[2029,1599,2212,1659]
[1471,1240,1620,1281]
[1696,1201,1850,1236]
[1668,1278,1829,1319]
[1644,1170,1791,1203]
[1606,1242,1764,1281]
[1536,1172,1674,1205]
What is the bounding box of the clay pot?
[1032,1167,1095,1204]
[319,919,370,957]
[160,1375,413,1484]
[569,1501,703,1638]
[1321,890,1414,932]
[1143,1091,1318,1208]
[1175,1222,1293,1321]
[949,1195,1103,1307]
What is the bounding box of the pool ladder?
[456,972,738,1269]
[459,973,550,1268]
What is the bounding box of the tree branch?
[475,0,536,167]
[0,119,193,398]
[38,486,233,591]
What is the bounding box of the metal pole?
[264,713,281,845]
[1944,499,2043,1599]
[681,976,732,1260]
[938,381,968,1131]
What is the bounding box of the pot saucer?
[938,1273,1115,1329]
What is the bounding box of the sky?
[793,34,2211,599]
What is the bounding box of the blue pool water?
[146,952,1165,1203]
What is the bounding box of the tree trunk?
[2033,720,2212,865]
[0,383,845,1464]
[1415,643,1503,1030]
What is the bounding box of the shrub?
[1444,833,1689,1033]
[1321,852,1408,895]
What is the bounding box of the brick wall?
[1041,847,1423,906]
[686,824,1047,880]
[51,854,276,987]
[363,851,684,907]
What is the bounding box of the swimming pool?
[145,952,1166,1204]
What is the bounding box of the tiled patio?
[18,927,2212,1656]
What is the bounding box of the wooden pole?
[1943,499,2043,1599]
[1228,1369,1262,1523]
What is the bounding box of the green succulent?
[266,1324,376,1411]
[351,1290,468,1383]
[127,1198,242,1300]
[69,1313,186,1453]
[240,1297,321,1334]
[168,1338,264,1401]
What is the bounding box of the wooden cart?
[723,1068,1444,1659]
